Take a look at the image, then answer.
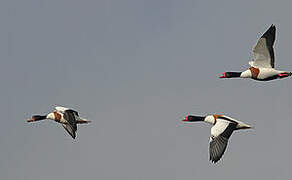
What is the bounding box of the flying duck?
[182,114,252,163]
[220,25,292,81]
[27,106,91,139]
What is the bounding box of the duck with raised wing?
[27,106,91,139]
[182,114,252,163]
[220,25,292,81]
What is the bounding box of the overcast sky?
[2,0,292,179]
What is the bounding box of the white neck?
[204,115,215,125]
[46,113,55,120]
[240,69,252,78]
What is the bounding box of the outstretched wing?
[209,121,237,163]
[63,110,77,138]
[209,135,228,163]
[251,25,276,68]
[55,106,69,113]
[62,124,76,139]
[55,106,79,116]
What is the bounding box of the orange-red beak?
[219,72,226,78]
[182,115,189,122]
[27,118,35,122]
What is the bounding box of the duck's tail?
[76,117,91,124]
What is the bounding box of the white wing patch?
[55,106,69,113]
[210,120,230,139]
[252,38,272,68]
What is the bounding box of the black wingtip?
[210,158,220,163]
[210,153,220,163]
[261,25,276,46]
[265,24,276,33]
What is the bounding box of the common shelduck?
[220,25,292,81]
[182,114,252,163]
[27,106,91,139]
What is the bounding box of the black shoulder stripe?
[220,123,236,139]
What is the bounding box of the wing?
[209,121,237,163]
[56,106,79,117]
[55,106,69,113]
[251,25,276,68]
[209,135,228,163]
[62,124,76,139]
[63,110,77,134]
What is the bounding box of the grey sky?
[2,0,292,179]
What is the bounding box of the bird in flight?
[27,106,91,139]
[220,25,292,81]
[182,114,252,163]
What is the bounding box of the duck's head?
[27,115,47,122]
[182,115,205,122]
[219,72,242,78]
